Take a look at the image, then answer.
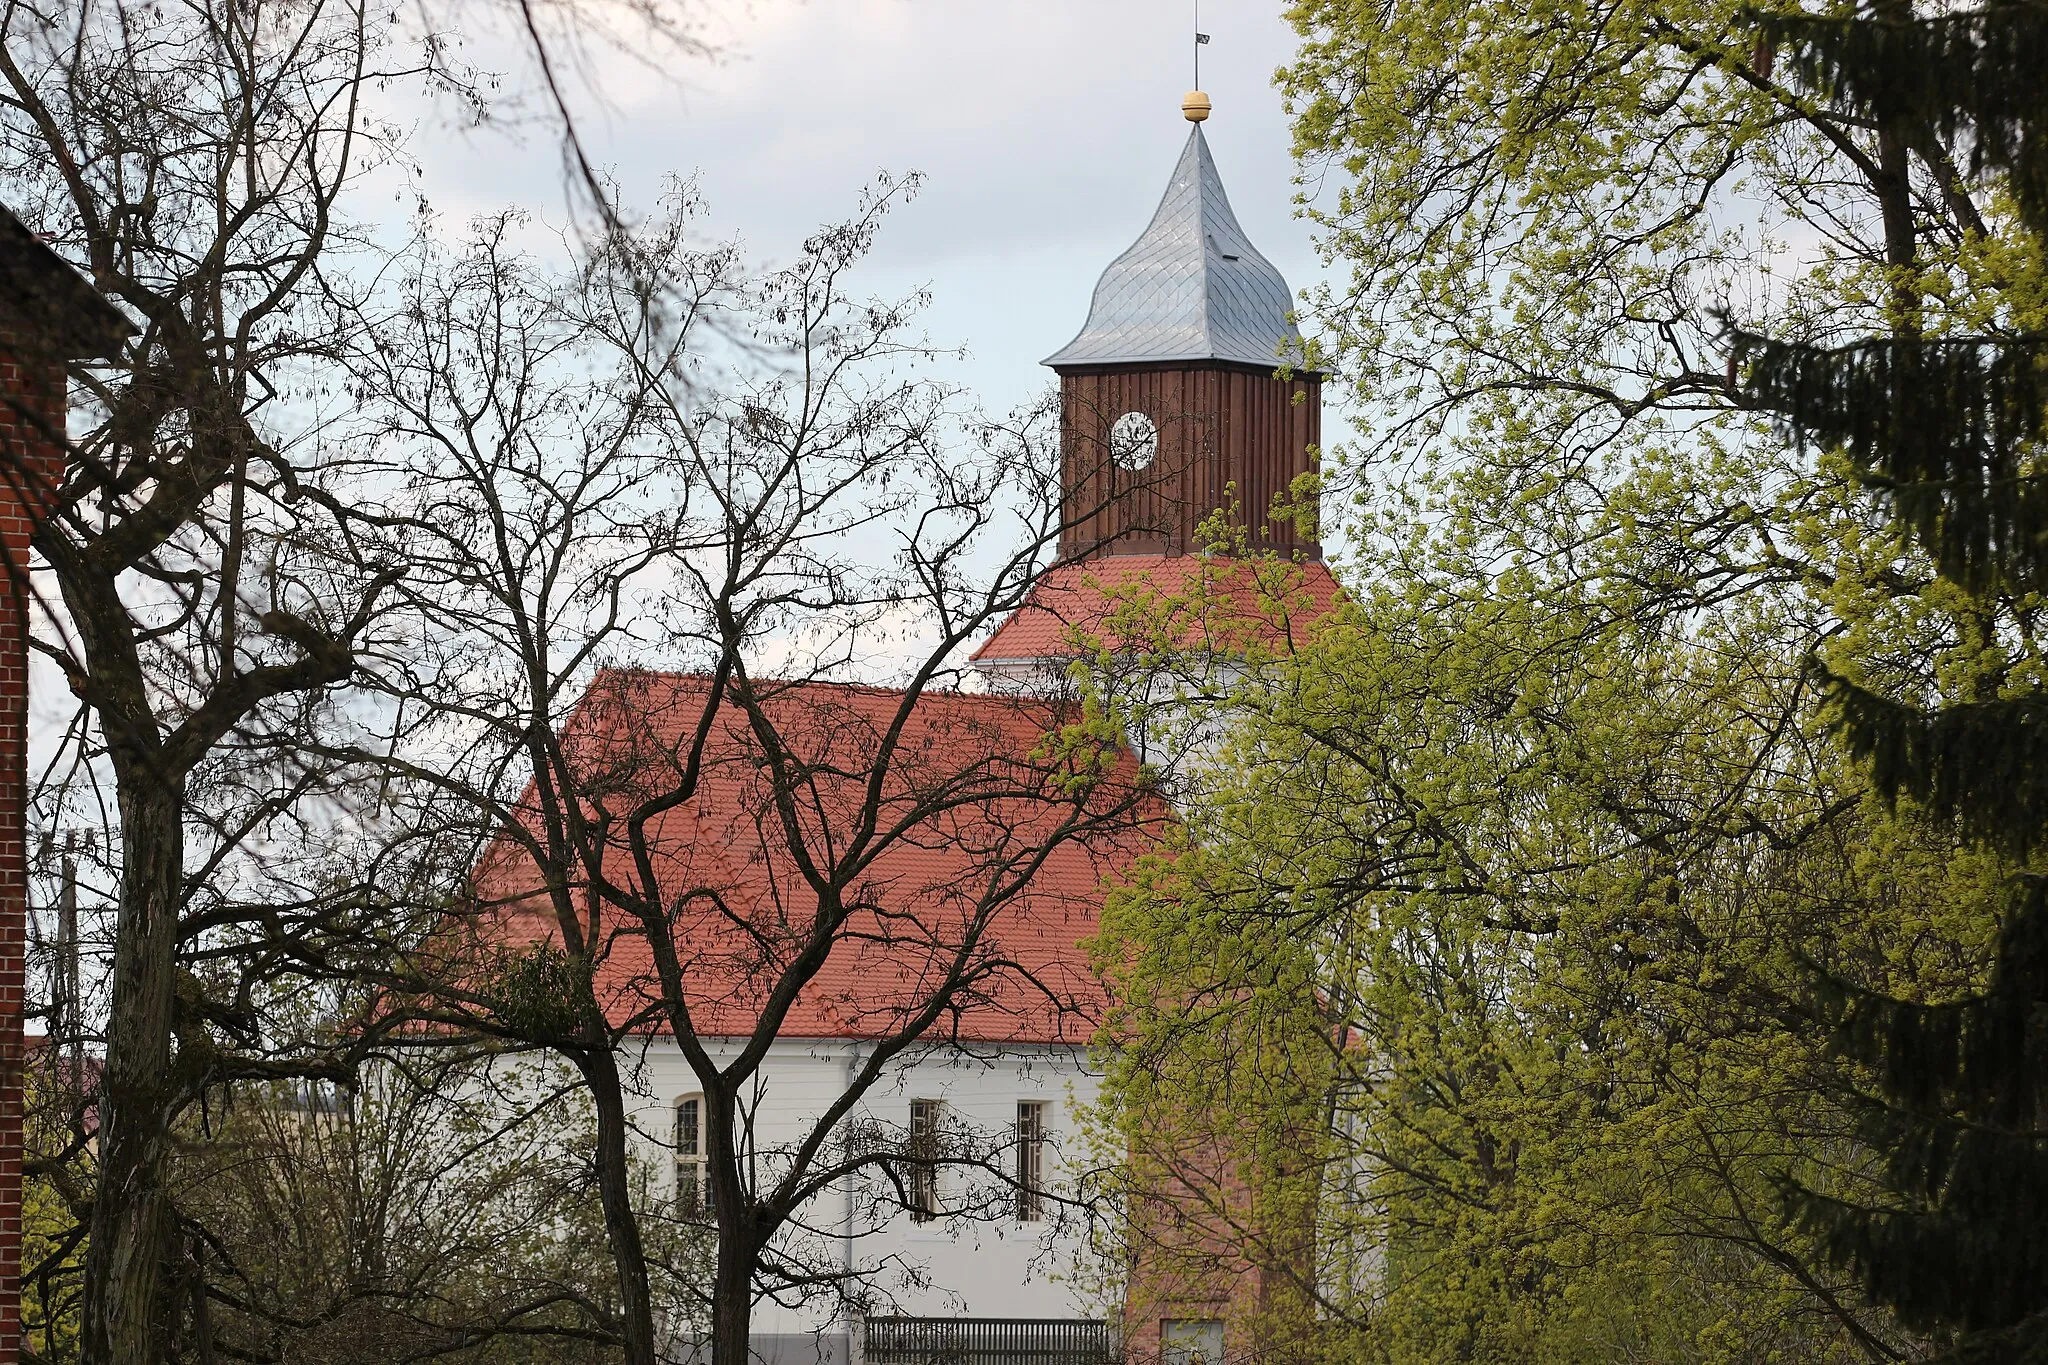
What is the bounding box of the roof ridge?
[582,668,1029,705]
[1194,128,1218,363]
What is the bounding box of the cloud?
[392,0,1323,414]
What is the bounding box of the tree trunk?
[710,1225,754,1365]
[576,1048,659,1365]
[1871,0,1920,327]
[80,773,183,1364]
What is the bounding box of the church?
[509,91,1343,1365]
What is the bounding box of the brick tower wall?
[1120,1123,1323,1365]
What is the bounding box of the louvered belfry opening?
[1042,123,1321,565]
[863,1317,1115,1365]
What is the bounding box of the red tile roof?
[972,555,1345,664]
[471,672,1165,1046]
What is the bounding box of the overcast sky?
[405,0,1325,416]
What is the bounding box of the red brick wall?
[0,304,66,1365]
[1122,1150,1307,1365]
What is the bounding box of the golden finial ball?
[1182,90,1211,122]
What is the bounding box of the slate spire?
[1043,126,1300,371]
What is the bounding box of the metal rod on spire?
[1183,0,1213,123]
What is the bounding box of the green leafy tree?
[165,1056,712,1365]
[22,1040,93,1364]
[1732,4,2048,1355]
[1093,560,1990,1362]
[1091,0,2048,1359]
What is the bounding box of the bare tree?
[326,187,1156,1364]
[167,1051,704,1365]
[0,0,455,1352]
[0,0,705,1358]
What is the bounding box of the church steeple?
[1047,100,1320,562]
[973,96,1336,684]
[1044,125,1301,373]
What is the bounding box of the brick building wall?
[0,208,124,1365]
[1120,1123,1322,1365]
[0,301,67,1365]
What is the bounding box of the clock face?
[1110,411,1159,471]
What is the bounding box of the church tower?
[1044,95,1320,561]
[974,94,1337,683]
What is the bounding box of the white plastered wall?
[616,1034,1111,1340]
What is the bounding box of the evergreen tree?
[1736,3,2048,1355]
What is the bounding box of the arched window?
[674,1094,711,1216]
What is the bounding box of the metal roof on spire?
[1043,124,1301,371]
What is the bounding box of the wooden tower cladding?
[1056,359,1320,560]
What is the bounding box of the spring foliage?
[1090,0,2048,1358]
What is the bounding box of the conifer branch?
[1746,2,2048,228]
[1735,330,2048,593]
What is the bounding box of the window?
[908,1099,942,1222]
[1016,1100,1047,1222]
[1162,1319,1225,1365]
[674,1094,711,1217]
[1109,411,1158,470]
